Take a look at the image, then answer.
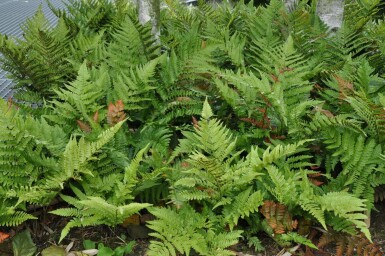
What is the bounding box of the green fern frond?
[68,30,107,69]
[62,120,125,178]
[0,8,73,102]
[0,99,62,191]
[319,191,370,240]
[305,112,365,136]
[299,197,327,229]
[147,205,241,256]
[206,229,243,256]
[48,61,108,128]
[107,15,159,69]
[222,188,263,230]
[133,125,172,156]
[0,209,37,227]
[49,208,82,217]
[250,140,311,172]
[108,58,159,113]
[279,232,317,249]
[321,130,385,210]
[51,196,151,242]
[147,206,207,256]
[347,94,385,139]
[264,165,298,206]
[171,101,237,164]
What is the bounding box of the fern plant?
[145,100,264,254]
[246,138,371,239]
[46,61,108,132]
[0,7,74,103]
[214,34,316,142]
[168,100,263,213]
[2,0,385,253]
[51,193,151,242]
[0,94,126,226]
[147,100,372,254]
[147,205,242,256]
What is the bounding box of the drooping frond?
[0,209,37,227]
[51,195,151,242]
[299,187,370,240]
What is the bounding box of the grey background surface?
[0,0,65,98]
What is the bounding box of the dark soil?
[370,202,385,249]
[1,202,384,256]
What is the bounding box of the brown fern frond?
[345,236,356,256]
[107,99,126,126]
[93,110,99,123]
[0,231,10,243]
[240,117,269,129]
[314,105,335,118]
[77,120,92,133]
[77,110,100,132]
[317,231,383,256]
[336,238,347,256]
[260,201,297,234]
[304,247,315,256]
[317,231,338,248]
[308,178,324,186]
[274,223,285,234]
[307,172,324,186]
[240,106,271,130]
[335,75,354,100]
[192,116,199,129]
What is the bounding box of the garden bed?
[1,0,385,255]
[0,202,384,255]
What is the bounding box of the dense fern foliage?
[1,0,385,254]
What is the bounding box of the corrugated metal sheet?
[0,0,65,99]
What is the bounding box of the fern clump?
[0,96,127,226]
[147,205,242,256]
[1,0,385,254]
